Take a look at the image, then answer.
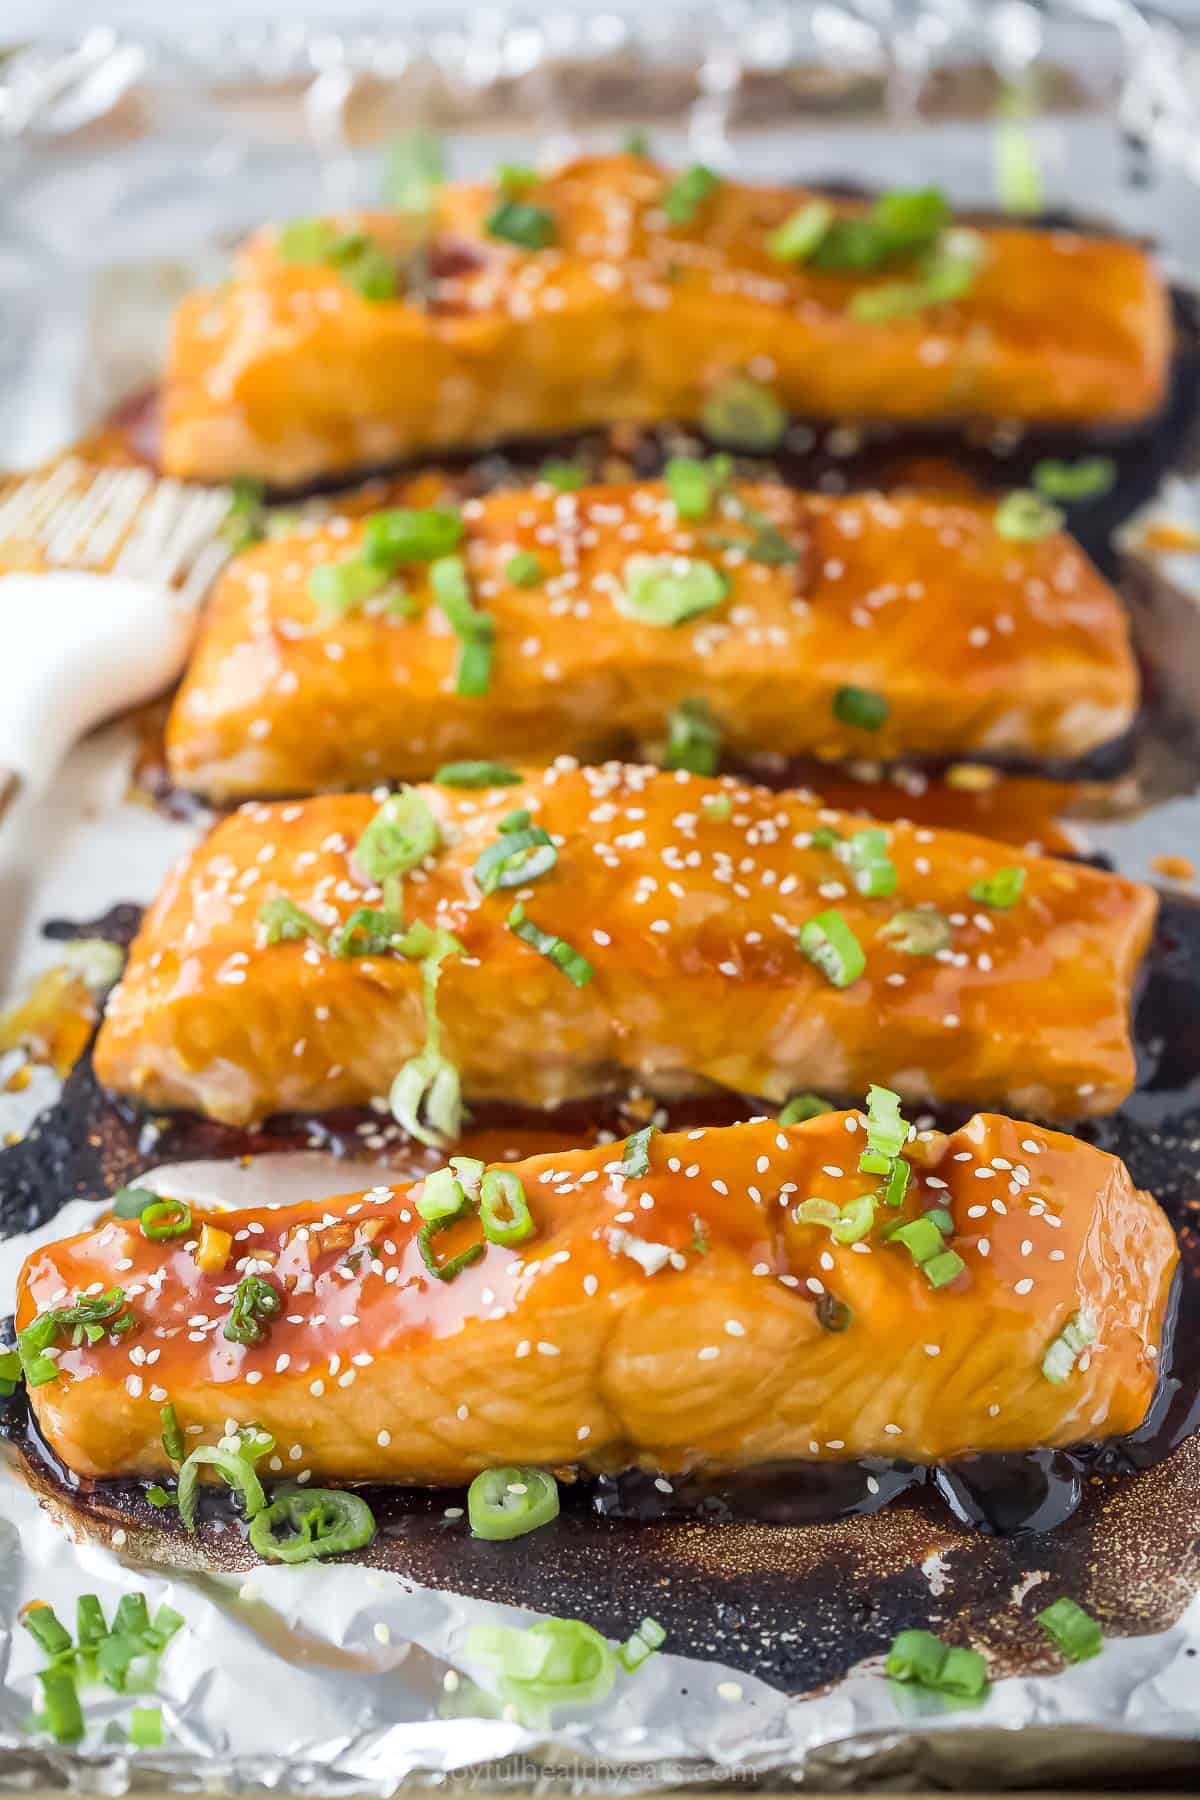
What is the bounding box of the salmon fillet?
[161,155,1170,487]
[92,764,1156,1124]
[18,1109,1177,1483]
[164,481,1138,799]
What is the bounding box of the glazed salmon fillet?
[92,764,1156,1125]
[165,480,1138,799]
[17,1109,1177,1483]
[161,155,1170,487]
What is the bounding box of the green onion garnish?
[621,1124,657,1177]
[23,1603,72,1659]
[479,1170,535,1246]
[619,554,728,627]
[507,902,595,987]
[37,1668,84,1744]
[146,1485,178,1510]
[486,199,556,248]
[0,1349,20,1399]
[353,787,439,913]
[498,162,539,197]
[416,1166,467,1222]
[839,827,897,898]
[129,1706,164,1749]
[389,927,464,1148]
[220,477,268,554]
[76,1594,107,1648]
[473,825,557,895]
[249,1489,377,1563]
[766,200,834,264]
[334,236,400,301]
[18,1289,129,1388]
[623,130,653,156]
[664,697,722,775]
[1036,1596,1103,1662]
[618,1616,666,1672]
[779,1093,833,1126]
[701,374,787,451]
[833,685,889,731]
[1032,456,1116,502]
[849,232,981,323]
[701,792,733,822]
[994,489,1064,542]
[139,1200,191,1242]
[276,218,339,262]
[810,826,842,851]
[468,1617,616,1715]
[665,453,732,521]
[538,459,586,493]
[418,1199,485,1283]
[890,1215,946,1265]
[859,1083,909,1171]
[329,906,405,958]
[434,761,521,787]
[879,907,951,956]
[798,910,865,988]
[969,865,1026,909]
[177,1439,269,1535]
[505,550,544,586]
[308,556,391,614]
[886,1629,988,1699]
[432,554,495,697]
[832,1192,877,1245]
[111,1185,157,1219]
[794,1198,840,1228]
[663,164,720,225]
[382,128,445,213]
[883,1157,910,1208]
[813,188,949,272]
[468,1465,559,1540]
[995,112,1043,216]
[258,895,327,947]
[363,506,464,568]
[1041,1308,1097,1384]
[222,1274,282,1347]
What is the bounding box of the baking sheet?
[3,6,1200,1790]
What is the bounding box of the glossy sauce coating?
[93,763,1156,1124]
[18,1110,1177,1483]
[161,156,1170,487]
[165,480,1137,798]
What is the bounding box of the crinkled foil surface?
[2,4,1200,1789]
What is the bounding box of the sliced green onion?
[0,1349,21,1398]
[814,188,948,272]
[129,1706,164,1749]
[623,130,653,156]
[1036,1596,1103,1662]
[840,827,897,898]
[701,374,787,451]
[798,910,865,989]
[538,459,586,493]
[664,697,721,775]
[995,490,1064,542]
[434,761,521,787]
[810,825,843,851]
[329,906,405,958]
[18,1289,128,1388]
[22,1603,72,1659]
[969,865,1026,909]
[353,787,439,914]
[76,1594,107,1649]
[663,164,719,226]
[832,1192,877,1245]
[474,826,557,895]
[860,1084,908,1170]
[1032,457,1116,503]
[505,550,544,586]
[277,218,339,262]
[383,128,445,213]
[780,1093,834,1126]
[922,1248,965,1287]
[146,1485,178,1509]
[416,1166,467,1222]
[140,1200,191,1242]
[498,162,540,197]
[112,1185,157,1220]
[308,556,391,614]
[621,1124,657,1177]
[833,685,889,731]
[258,895,327,947]
[849,234,980,323]
[507,902,595,987]
[499,808,531,833]
[113,1594,152,1644]
[1041,1308,1097,1384]
[220,477,267,553]
[418,1203,485,1283]
[468,1617,616,1715]
[710,492,800,566]
[468,1466,559,1540]
[891,1216,945,1265]
[37,1668,84,1743]
[249,1489,377,1563]
[618,553,728,628]
[886,1628,988,1699]
[363,507,464,569]
[328,233,399,301]
[665,454,732,521]
[883,1158,910,1208]
[222,1274,282,1347]
[389,928,464,1148]
[701,791,733,822]
[794,1198,840,1228]
[432,554,495,697]
[995,116,1043,217]
[618,1616,666,1672]
[479,1169,535,1246]
[486,199,556,249]
[177,1443,267,1534]
[879,907,951,956]
[766,200,834,264]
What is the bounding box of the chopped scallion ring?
[76,1594,107,1648]
[664,697,721,775]
[129,1707,165,1748]
[0,1349,20,1399]
[111,1185,158,1220]
[994,489,1064,541]
[415,1166,467,1222]
[833,685,889,731]
[798,910,865,988]
[22,1603,73,1658]
[618,554,729,628]
[1032,457,1116,503]
[621,1125,657,1177]
[308,556,391,614]
[1041,1308,1097,1384]
[249,1489,377,1563]
[353,787,439,913]
[665,454,732,521]
[486,200,556,248]
[883,1158,910,1208]
[161,1402,185,1464]
[468,1466,560,1540]
[498,162,540,197]
[177,1442,268,1534]
[538,460,586,493]
[832,1192,877,1245]
[140,1200,191,1242]
[479,1169,535,1246]
[1036,1596,1103,1662]
[505,550,544,586]
[434,761,521,787]
[390,1051,462,1149]
[417,1202,485,1282]
[879,907,951,956]
[18,1289,128,1388]
[432,554,495,696]
[468,1617,617,1715]
[794,1198,840,1228]
[849,233,980,323]
[766,200,834,264]
[860,1084,909,1169]
[37,1668,84,1744]
[970,865,1026,909]
[473,825,558,894]
[780,1093,834,1126]
[839,827,897,898]
[886,1628,988,1699]
[507,902,595,987]
[700,791,733,822]
[328,906,405,959]
[363,506,464,569]
[663,164,720,226]
[223,1274,282,1347]
[382,128,445,213]
[701,374,787,451]
[618,1616,666,1672]
[258,895,327,948]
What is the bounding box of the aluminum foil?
[3,4,1200,1789]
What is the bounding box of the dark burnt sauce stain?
[3,895,1200,1691]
